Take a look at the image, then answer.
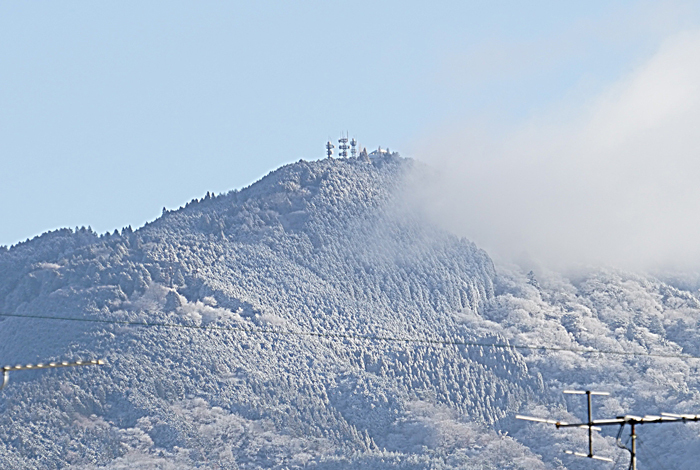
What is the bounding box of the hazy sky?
[414,6,700,271]
[2,2,700,267]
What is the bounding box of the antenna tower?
[338,134,349,158]
[326,140,335,158]
[517,390,700,469]
[350,138,357,158]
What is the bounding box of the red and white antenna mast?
[2,359,105,391]
[338,133,349,158]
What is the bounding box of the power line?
[611,444,626,470]
[637,437,673,470]
[0,312,698,360]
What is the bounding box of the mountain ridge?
[4,154,700,469]
[0,154,547,469]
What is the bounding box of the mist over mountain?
[2,154,700,469]
[414,30,700,272]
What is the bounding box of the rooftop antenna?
[338,133,349,158]
[2,359,105,391]
[326,140,335,158]
[350,137,357,158]
[517,390,700,469]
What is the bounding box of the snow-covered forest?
[1,154,700,469]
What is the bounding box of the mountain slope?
[4,153,700,469]
[0,154,545,469]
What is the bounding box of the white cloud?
[413,29,700,272]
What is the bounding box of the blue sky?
[2,1,699,248]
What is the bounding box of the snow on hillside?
[1,153,700,469]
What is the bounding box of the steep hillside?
[0,154,545,469]
[3,153,700,469]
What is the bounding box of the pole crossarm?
[514,415,602,430]
[1,359,105,391]
[564,450,613,462]
[587,414,700,426]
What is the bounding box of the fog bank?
[412,30,700,272]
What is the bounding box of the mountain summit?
[3,154,700,469]
[0,154,542,468]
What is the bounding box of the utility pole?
[630,422,637,470]
[517,390,700,469]
[2,359,105,391]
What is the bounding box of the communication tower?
[350,138,357,158]
[338,134,349,158]
[326,140,335,158]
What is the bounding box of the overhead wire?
[1,312,699,360]
[611,450,625,470]
[615,427,632,470]
[1,314,697,467]
[636,437,673,470]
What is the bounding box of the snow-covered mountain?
[1,153,700,469]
